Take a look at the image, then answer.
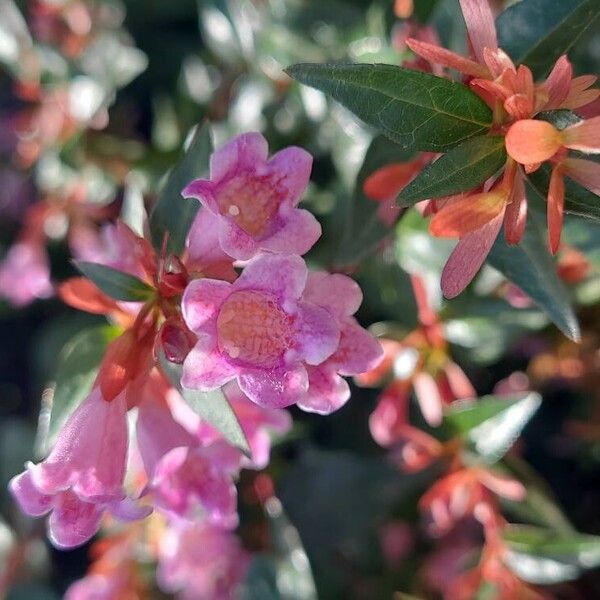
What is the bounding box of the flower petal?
[298,365,350,415]
[505,120,563,164]
[236,254,307,301]
[459,0,498,63]
[260,208,321,256]
[330,318,383,376]
[238,365,309,408]
[9,469,53,517]
[413,371,443,427]
[562,116,600,154]
[441,207,505,299]
[503,170,527,245]
[217,218,259,261]
[547,166,565,254]
[181,337,237,391]
[47,491,103,549]
[266,146,313,206]
[544,55,572,109]
[303,272,363,317]
[182,278,231,335]
[562,158,600,195]
[294,302,340,365]
[209,132,268,181]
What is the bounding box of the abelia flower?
[157,520,250,600]
[297,271,383,414]
[183,132,320,260]
[9,387,142,548]
[136,379,240,527]
[181,253,340,408]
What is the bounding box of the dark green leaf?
[150,121,213,254]
[496,0,600,78]
[158,350,251,456]
[399,136,506,205]
[74,262,155,302]
[285,63,492,152]
[36,326,119,456]
[503,525,600,584]
[444,393,541,462]
[487,218,580,341]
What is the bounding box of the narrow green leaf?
[150,121,213,254]
[74,262,155,302]
[398,136,506,205]
[36,326,119,456]
[158,350,251,456]
[503,525,600,584]
[285,63,492,152]
[496,0,600,78]
[444,392,542,462]
[487,218,581,341]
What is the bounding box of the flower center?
[217,174,282,238]
[216,290,293,367]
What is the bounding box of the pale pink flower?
[136,390,240,527]
[183,132,320,260]
[181,254,340,408]
[0,240,53,306]
[198,382,292,470]
[297,272,383,414]
[157,520,250,600]
[9,387,141,548]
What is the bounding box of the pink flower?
[182,132,320,260]
[9,387,139,548]
[181,254,340,408]
[0,240,53,306]
[157,520,250,600]
[297,272,383,414]
[198,382,292,469]
[136,388,241,527]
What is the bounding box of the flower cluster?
[9,132,382,597]
[365,0,600,298]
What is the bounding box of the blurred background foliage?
[1,0,600,598]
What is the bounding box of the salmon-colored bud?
[363,162,418,201]
[394,0,413,19]
[505,120,563,164]
[429,190,507,238]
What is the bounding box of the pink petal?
[303,272,363,318]
[443,361,476,400]
[185,208,232,267]
[441,207,505,299]
[459,0,498,63]
[181,337,237,391]
[181,179,217,213]
[563,116,600,153]
[266,146,313,206]
[477,469,526,501]
[482,48,516,79]
[217,217,259,260]
[9,469,53,516]
[238,365,309,408]
[413,371,443,427]
[47,491,103,549]
[236,254,307,301]
[108,497,153,522]
[260,208,321,256]
[330,318,383,376]
[563,158,600,195]
[294,302,340,365]
[544,55,572,109]
[182,278,231,335]
[209,132,268,181]
[30,388,128,500]
[297,365,351,415]
[547,166,565,254]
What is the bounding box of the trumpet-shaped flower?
[183,132,320,260]
[181,254,340,408]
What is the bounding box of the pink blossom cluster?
[9,132,382,598]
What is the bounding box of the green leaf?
[444,392,542,462]
[398,136,506,205]
[503,525,600,584]
[74,262,155,302]
[158,350,251,456]
[285,63,492,152]
[496,0,600,78]
[36,326,119,456]
[149,121,213,254]
[333,135,415,266]
[487,217,581,341]
[120,172,146,237]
